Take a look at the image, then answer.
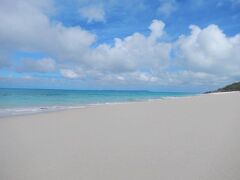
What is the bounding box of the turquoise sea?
[0,88,197,117]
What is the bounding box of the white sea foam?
[0,106,84,118]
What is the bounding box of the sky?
[0,0,240,92]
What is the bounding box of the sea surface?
[0,88,197,117]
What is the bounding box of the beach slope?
[0,92,240,180]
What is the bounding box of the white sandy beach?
[0,92,240,180]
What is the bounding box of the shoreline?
[0,93,199,118]
[1,91,238,118]
[0,91,238,120]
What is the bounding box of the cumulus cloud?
[79,5,105,23]
[83,21,240,87]
[86,20,170,74]
[0,0,240,89]
[176,24,240,76]
[17,58,56,73]
[0,0,95,62]
[148,20,165,41]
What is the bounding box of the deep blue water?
[0,88,197,117]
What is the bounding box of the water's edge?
[0,88,198,117]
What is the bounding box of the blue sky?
[0,0,240,92]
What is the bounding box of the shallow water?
[0,88,197,117]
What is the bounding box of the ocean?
[0,88,197,117]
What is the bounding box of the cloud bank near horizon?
[0,0,240,91]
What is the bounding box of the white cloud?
[176,24,240,76]
[0,0,95,62]
[45,20,240,86]
[148,20,165,41]
[87,20,171,74]
[79,6,105,23]
[79,21,240,87]
[17,58,56,73]
[0,0,239,89]
[60,69,81,79]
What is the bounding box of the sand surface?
[0,92,240,180]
